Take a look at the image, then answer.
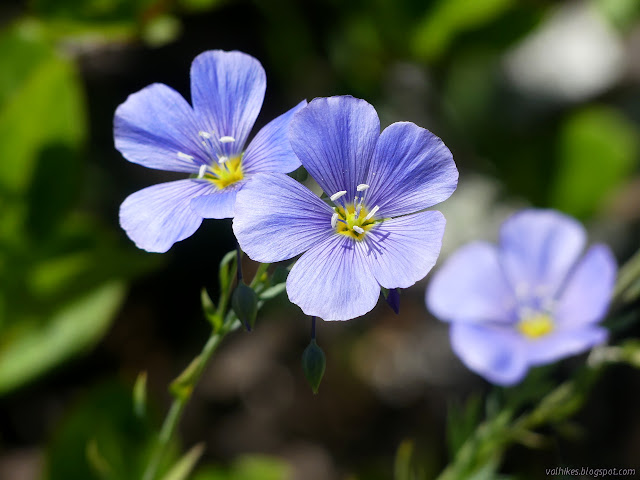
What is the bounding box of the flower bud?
[302,339,326,394]
[384,288,400,314]
[232,281,258,331]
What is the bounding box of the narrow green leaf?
[412,0,515,61]
[258,283,286,301]
[170,355,202,401]
[160,443,206,480]
[133,371,148,419]
[0,282,125,395]
[219,250,237,296]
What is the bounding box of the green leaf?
[193,455,291,480]
[219,250,237,297]
[133,371,148,419]
[160,443,206,480]
[394,439,419,480]
[258,283,286,301]
[170,355,202,401]
[0,26,85,195]
[446,394,483,457]
[551,106,639,218]
[46,382,170,480]
[0,282,125,394]
[412,0,515,61]
[233,456,291,480]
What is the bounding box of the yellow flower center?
[334,203,376,241]
[517,313,554,339]
[203,155,244,189]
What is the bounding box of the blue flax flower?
[114,50,306,252]
[427,209,617,386]
[233,96,458,320]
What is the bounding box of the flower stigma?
[517,312,554,339]
[330,185,380,240]
[187,130,245,189]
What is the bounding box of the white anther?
[198,131,211,139]
[353,226,365,234]
[219,136,236,143]
[198,164,207,178]
[364,205,380,221]
[330,190,347,201]
[356,184,370,191]
[331,213,339,229]
[177,151,194,160]
[218,155,228,164]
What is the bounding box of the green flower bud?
[302,339,326,394]
[232,281,258,331]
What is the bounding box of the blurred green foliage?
[193,456,291,480]
[0,23,155,394]
[45,382,170,480]
[551,106,639,218]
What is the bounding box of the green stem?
[141,253,269,480]
[250,262,270,289]
[142,329,229,480]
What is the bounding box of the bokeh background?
[1,0,640,479]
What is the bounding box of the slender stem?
[236,243,243,283]
[310,316,316,340]
[142,330,228,480]
[249,262,270,289]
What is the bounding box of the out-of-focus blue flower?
[427,209,617,386]
[114,50,306,252]
[233,96,458,320]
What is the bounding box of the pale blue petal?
[190,181,244,219]
[119,179,211,253]
[363,211,445,289]
[114,83,205,173]
[288,96,379,200]
[525,326,608,366]
[243,100,307,174]
[365,122,458,218]
[233,173,334,263]
[554,245,616,327]
[499,209,586,303]
[286,235,380,321]
[427,242,517,324]
[190,50,265,156]
[450,323,528,386]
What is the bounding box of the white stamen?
[218,155,228,164]
[177,151,194,160]
[331,213,338,229]
[198,131,211,139]
[364,205,380,221]
[198,164,207,178]
[357,184,370,191]
[330,190,347,201]
[353,226,365,234]
[219,136,236,143]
